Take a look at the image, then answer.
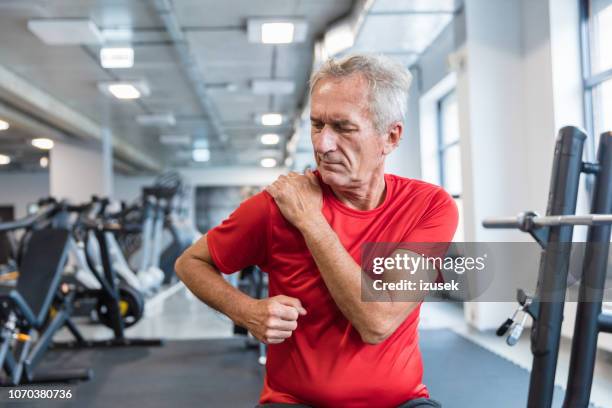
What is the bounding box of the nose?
[313,125,337,156]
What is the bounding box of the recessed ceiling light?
[98,81,149,100]
[192,148,210,162]
[108,84,140,99]
[40,156,49,168]
[261,113,283,126]
[31,138,54,150]
[247,19,308,44]
[27,19,102,45]
[0,154,10,165]
[260,133,280,145]
[260,158,277,168]
[0,119,9,131]
[100,47,134,69]
[262,22,294,44]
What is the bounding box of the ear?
[382,122,403,155]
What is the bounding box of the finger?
[267,317,298,331]
[265,329,293,340]
[269,303,299,321]
[266,337,286,344]
[275,295,307,316]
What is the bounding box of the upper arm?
[183,233,214,265]
[363,189,459,342]
[205,192,271,274]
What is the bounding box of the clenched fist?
[245,295,307,344]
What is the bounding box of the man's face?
[310,74,395,188]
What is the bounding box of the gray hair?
[309,54,413,133]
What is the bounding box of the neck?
[331,168,387,211]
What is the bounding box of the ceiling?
[0,0,461,173]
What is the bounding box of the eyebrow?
[310,116,357,128]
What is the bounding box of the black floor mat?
[1,330,572,408]
[420,329,567,408]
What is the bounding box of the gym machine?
[50,200,163,349]
[483,127,612,408]
[234,265,268,365]
[0,209,92,385]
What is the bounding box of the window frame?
[436,89,461,199]
[580,0,612,158]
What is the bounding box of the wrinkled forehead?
[310,74,372,120]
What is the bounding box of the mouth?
[320,161,342,167]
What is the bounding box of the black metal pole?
[528,126,586,408]
[563,131,612,408]
[95,229,125,340]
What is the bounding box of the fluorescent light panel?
[0,154,10,165]
[260,158,277,168]
[100,47,134,69]
[31,138,54,150]
[40,157,49,168]
[261,113,283,126]
[98,81,149,100]
[262,22,294,44]
[0,119,9,131]
[27,19,102,45]
[109,84,140,99]
[252,79,295,95]
[260,133,280,145]
[247,19,307,44]
[192,148,210,162]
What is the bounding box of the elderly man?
[175,54,458,408]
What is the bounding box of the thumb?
[305,169,318,185]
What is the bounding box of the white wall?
[459,0,564,329]
[0,172,49,218]
[50,141,112,202]
[385,71,422,179]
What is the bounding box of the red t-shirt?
[207,174,458,408]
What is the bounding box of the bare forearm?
[176,257,255,328]
[300,218,411,341]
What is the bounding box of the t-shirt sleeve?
[206,191,270,274]
[399,188,459,259]
[405,188,458,242]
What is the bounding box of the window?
[437,90,464,241]
[437,90,462,198]
[418,74,464,241]
[581,0,612,152]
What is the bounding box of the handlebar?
[483,211,612,230]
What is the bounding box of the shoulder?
[386,174,457,217]
[387,174,453,201]
[241,190,275,209]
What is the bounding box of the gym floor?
[53,285,612,408]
